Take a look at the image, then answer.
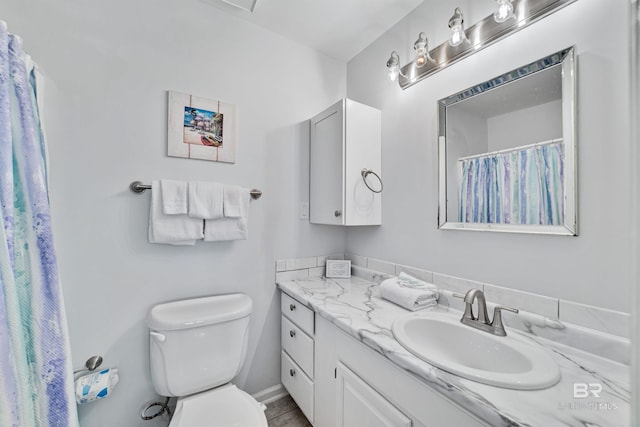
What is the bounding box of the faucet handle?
[490,305,519,336]
[452,293,465,299]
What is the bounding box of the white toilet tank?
[147,294,252,397]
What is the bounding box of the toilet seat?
[169,383,268,427]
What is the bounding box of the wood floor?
[265,395,312,427]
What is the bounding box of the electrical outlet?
[300,202,309,220]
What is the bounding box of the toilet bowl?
[170,384,267,427]
[147,294,268,427]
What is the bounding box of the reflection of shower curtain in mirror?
[0,22,78,426]
[458,142,564,225]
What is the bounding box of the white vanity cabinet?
[336,362,411,427]
[309,98,382,226]
[313,314,488,427]
[280,291,487,427]
[280,293,315,422]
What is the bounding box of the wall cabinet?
[309,98,382,226]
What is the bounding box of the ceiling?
[200,0,425,62]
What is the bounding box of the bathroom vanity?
[278,276,630,427]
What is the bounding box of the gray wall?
[1,0,346,426]
[487,100,563,151]
[346,0,631,312]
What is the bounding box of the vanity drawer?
[282,350,314,423]
[281,293,314,336]
[281,315,314,378]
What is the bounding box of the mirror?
[437,46,577,235]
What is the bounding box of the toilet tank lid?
[147,293,252,331]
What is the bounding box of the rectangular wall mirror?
[437,46,577,235]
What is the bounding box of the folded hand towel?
[397,272,438,292]
[223,185,250,218]
[204,217,248,241]
[149,180,204,245]
[188,181,224,219]
[160,179,188,215]
[379,274,439,311]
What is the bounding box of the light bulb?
[386,51,400,81]
[413,32,433,68]
[494,0,514,23]
[448,8,466,47]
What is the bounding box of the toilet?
[147,293,268,427]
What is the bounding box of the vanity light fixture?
[494,0,515,23]
[413,32,434,67]
[448,7,467,47]
[384,0,576,90]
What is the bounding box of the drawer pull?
[289,304,296,311]
[289,368,296,377]
[289,330,296,338]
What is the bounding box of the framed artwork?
[325,260,351,278]
[167,91,236,163]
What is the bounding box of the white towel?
[188,181,224,219]
[223,185,250,218]
[379,273,439,311]
[160,179,187,215]
[204,217,248,241]
[149,180,204,245]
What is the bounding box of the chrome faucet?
[454,289,519,336]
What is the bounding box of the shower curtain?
[0,22,79,426]
[458,142,564,225]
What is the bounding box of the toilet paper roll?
[75,368,119,404]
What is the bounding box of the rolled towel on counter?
[379,273,439,311]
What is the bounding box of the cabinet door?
[310,100,345,225]
[336,362,411,427]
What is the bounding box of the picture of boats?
[183,107,224,147]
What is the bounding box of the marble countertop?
[277,276,630,427]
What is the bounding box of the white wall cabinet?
[310,98,382,226]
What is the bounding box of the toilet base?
[169,383,268,427]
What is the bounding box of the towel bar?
[129,181,262,200]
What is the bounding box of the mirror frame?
[437,46,577,235]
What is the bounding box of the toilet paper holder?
[73,355,103,376]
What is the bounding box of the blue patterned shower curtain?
[0,22,79,427]
[458,142,564,225]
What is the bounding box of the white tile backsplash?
[351,265,393,284]
[483,283,559,320]
[559,300,630,338]
[276,253,630,339]
[285,257,317,271]
[308,266,325,278]
[366,257,396,275]
[276,269,309,283]
[345,253,367,267]
[433,273,483,295]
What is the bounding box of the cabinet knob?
[289,330,296,338]
[289,368,296,377]
[334,210,342,217]
[289,303,296,311]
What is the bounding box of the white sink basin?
[392,312,560,390]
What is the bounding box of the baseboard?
[252,383,288,404]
